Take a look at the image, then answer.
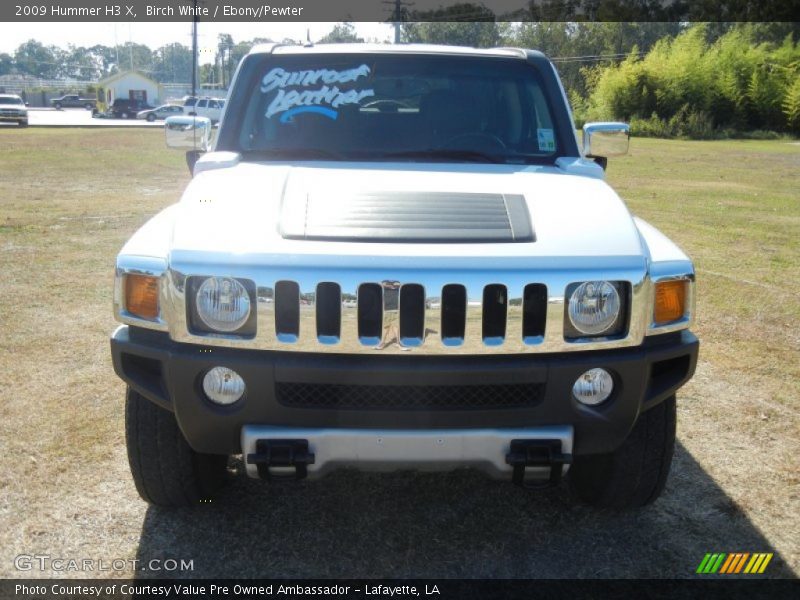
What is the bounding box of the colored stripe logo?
[696,553,773,574]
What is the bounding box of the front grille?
[270,280,550,349]
[276,382,544,410]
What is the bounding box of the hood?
[169,161,644,264]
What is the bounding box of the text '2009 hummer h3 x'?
[110,44,698,508]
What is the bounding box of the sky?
[0,22,395,62]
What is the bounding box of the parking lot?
[0,107,161,127]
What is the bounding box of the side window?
[198,99,208,108]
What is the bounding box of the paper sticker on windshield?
[261,65,374,121]
[537,128,556,152]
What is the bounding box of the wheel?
[146,113,156,122]
[19,120,28,127]
[85,103,93,110]
[120,111,129,119]
[54,102,62,110]
[125,387,228,507]
[569,395,676,509]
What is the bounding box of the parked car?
[137,104,184,122]
[50,94,96,110]
[109,98,153,119]
[186,97,225,123]
[112,44,698,508]
[0,94,28,126]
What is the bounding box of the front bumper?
[0,114,26,122]
[111,326,698,457]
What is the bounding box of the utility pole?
[191,0,198,97]
[383,0,413,44]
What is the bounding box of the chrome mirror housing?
[583,122,630,159]
[165,116,212,152]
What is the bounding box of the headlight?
[567,281,621,336]
[196,277,251,332]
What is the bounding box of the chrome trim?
[162,258,651,354]
[164,115,211,151]
[113,256,168,331]
[241,425,573,480]
[646,267,696,336]
[583,122,630,158]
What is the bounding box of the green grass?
[607,137,800,408]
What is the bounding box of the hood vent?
[279,191,534,243]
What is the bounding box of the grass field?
[0,128,797,578]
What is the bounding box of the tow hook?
[505,439,572,489]
[246,439,315,480]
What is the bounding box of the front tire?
[569,395,676,509]
[19,120,28,127]
[125,387,228,507]
[146,113,156,122]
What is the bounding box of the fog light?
[573,368,613,406]
[202,367,245,405]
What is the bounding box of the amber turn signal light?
[125,274,159,320]
[654,280,687,324]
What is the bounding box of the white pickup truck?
[186,96,225,123]
[111,44,698,508]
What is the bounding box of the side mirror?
[583,122,630,169]
[165,116,212,152]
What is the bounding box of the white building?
[97,70,163,106]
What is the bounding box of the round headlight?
[196,277,251,332]
[568,281,620,335]
[573,368,614,406]
[203,366,245,405]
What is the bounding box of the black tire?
[146,113,156,122]
[125,387,228,507]
[19,120,28,127]
[569,395,676,509]
[85,103,93,110]
[121,111,129,119]
[54,102,62,110]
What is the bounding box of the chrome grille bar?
[165,261,650,355]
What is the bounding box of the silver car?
[136,104,184,122]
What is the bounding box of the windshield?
[224,53,562,164]
[0,96,23,105]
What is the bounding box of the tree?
[317,23,364,44]
[150,43,193,84]
[401,4,499,48]
[117,42,153,74]
[14,40,57,78]
[0,53,12,76]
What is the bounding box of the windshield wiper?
[373,149,505,164]
[242,148,343,160]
